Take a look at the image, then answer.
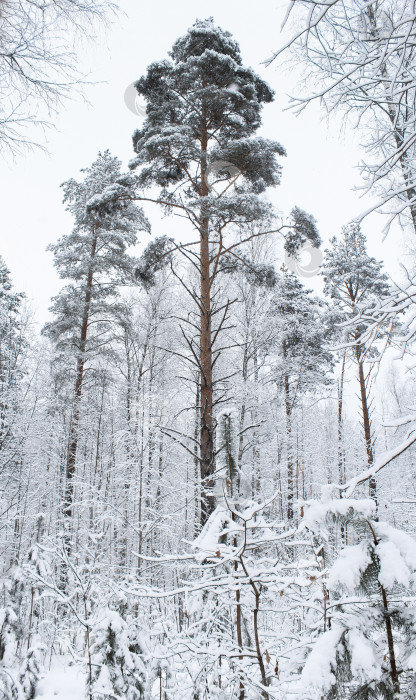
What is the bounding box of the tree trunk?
[237,344,249,490]
[283,341,294,522]
[199,112,215,525]
[354,338,377,508]
[338,352,347,543]
[380,584,400,696]
[337,352,346,486]
[120,330,133,569]
[233,511,244,699]
[252,345,260,495]
[368,522,400,695]
[194,381,201,534]
[64,231,97,522]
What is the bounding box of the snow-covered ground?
[36,658,84,699]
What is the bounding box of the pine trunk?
[283,341,294,522]
[355,339,377,507]
[64,230,97,521]
[199,113,215,525]
[337,352,346,485]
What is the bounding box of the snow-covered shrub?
[18,640,44,700]
[88,607,146,700]
[0,574,25,700]
[299,495,416,699]
[0,559,48,700]
[0,668,23,700]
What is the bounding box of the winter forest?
[4,1,416,698]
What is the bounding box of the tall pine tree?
[127,17,285,524]
[43,151,148,530]
[0,258,25,470]
[322,223,390,504]
[272,266,333,521]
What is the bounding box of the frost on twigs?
[270,0,416,232]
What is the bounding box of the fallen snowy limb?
[336,429,416,497]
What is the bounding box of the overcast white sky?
[1,0,413,325]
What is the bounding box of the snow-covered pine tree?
[0,256,25,390]
[0,569,26,661]
[0,669,22,700]
[126,17,286,524]
[299,493,416,699]
[0,572,25,700]
[322,223,390,504]
[88,606,145,700]
[0,605,18,672]
[283,206,321,260]
[43,151,149,530]
[24,540,52,650]
[214,233,278,500]
[18,639,44,700]
[219,409,238,496]
[0,258,26,484]
[271,266,333,522]
[0,259,32,575]
[124,614,147,699]
[0,541,49,682]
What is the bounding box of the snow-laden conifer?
[299,494,416,698]
[271,267,333,520]
[43,151,149,529]
[88,604,146,700]
[322,223,390,504]
[0,572,25,700]
[18,639,44,700]
[125,18,286,524]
